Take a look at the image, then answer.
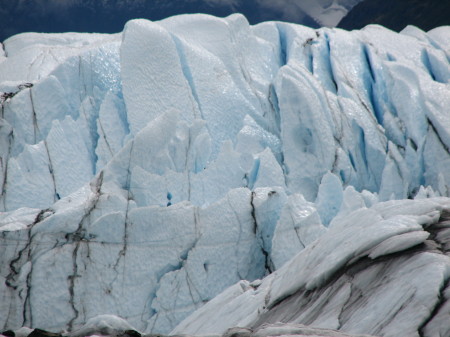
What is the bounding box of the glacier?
[0,13,450,337]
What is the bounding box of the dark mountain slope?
[339,0,450,32]
[0,0,320,42]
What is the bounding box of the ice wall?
[1,14,450,334]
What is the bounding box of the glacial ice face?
[1,13,450,335]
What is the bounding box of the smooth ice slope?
[1,13,450,336]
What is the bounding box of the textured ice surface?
[1,14,450,336]
[173,200,450,337]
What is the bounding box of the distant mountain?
[0,0,221,41]
[339,0,450,32]
[0,0,363,42]
[0,0,306,42]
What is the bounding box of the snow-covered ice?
[1,13,450,337]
